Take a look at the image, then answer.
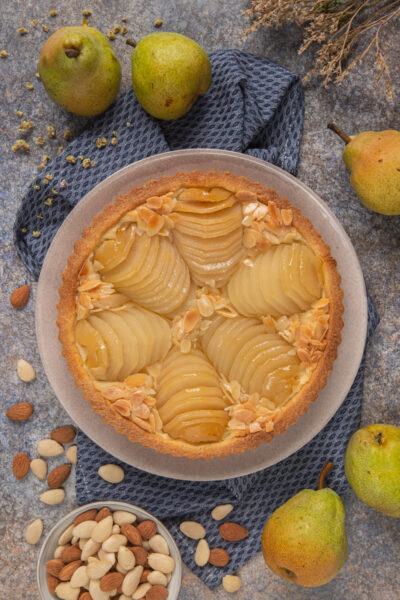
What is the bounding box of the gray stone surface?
[0,1,399,599]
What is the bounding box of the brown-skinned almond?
[10,284,30,308]
[6,401,33,421]
[146,584,169,600]
[100,571,124,591]
[129,545,148,566]
[209,548,230,567]
[58,559,83,581]
[95,506,112,522]
[121,523,142,546]
[74,508,98,525]
[137,520,157,540]
[219,522,249,542]
[47,573,59,595]
[47,464,71,489]
[12,452,30,480]
[140,568,152,583]
[46,558,65,578]
[61,544,81,563]
[50,425,76,444]
[78,592,92,600]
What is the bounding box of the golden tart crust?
[57,171,343,459]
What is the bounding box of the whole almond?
[91,515,113,542]
[211,503,234,521]
[222,574,242,593]
[140,568,151,583]
[30,457,47,480]
[17,358,36,382]
[147,553,175,574]
[78,591,92,600]
[10,284,30,308]
[147,571,167,586]
[118,545,136,570]
[69,564,89,588]
[95,506,112,522]
[47,573,60,595]
[6,401,33,421]
[48,464,71,488]
[40,488,65,505]
[12,452,30,480]
[98,463,124,483]
[54,545,68,558]
[25,518,43,544]
[179,521,206,540]
[62,544,81,563]
[87,558,112,580]
[129,546,148,566]
[101,533,128,553]
[148,534,169,555]
[51,425,76,444]
[55,581,80,600]
[37,438,64,457]
[194,538,210,567]
[46,558,65,578]
[72,520,97,539]
[122,566,144,596]
[113,510,137,526]
[59,559,83,581]
[121,523,142,546]
[100,571,124,592]
[219,522,249,542]
[73,508,98,525]
[146,584,168,600]
[137,520,157,540]
[58,524,74,546]
[80,538,101,561]
[98,548,116,566]
[209,547,230,567]
[132,582,151,599]
[66,445,77,464]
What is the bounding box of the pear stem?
[83,16,88,27]
[327,123,352,145]
[126,39,137,48]
[318,461,334,490]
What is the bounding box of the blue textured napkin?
[13,49,304,278]
[76,296,378,589]
[12,48,379,589]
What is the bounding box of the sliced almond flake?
[132,416,153,432]
[281,208,293,226]
[236,190,257,201]
[114,399,131,417]
[180,338,192,354]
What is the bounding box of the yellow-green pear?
[38,22,121,117]
[345,424,400,518]
[328,123,400,215]
[261,462,348,587]
[130,32,212,120]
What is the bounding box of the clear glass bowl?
[37,500,182,599]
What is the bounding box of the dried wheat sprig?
[244,0,400,98]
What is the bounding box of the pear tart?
[58,171,343,459]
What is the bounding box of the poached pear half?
[38,25,121,117]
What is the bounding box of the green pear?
[38,23,121,117]
[345,424,400,518]
[130,32,212,120]
[328,123,400,215]
[261,462,348,587]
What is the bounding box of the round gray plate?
[36,149,367,481]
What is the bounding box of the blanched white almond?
[148,534,170,555]
[179,521,206,540]
[148,553,175,574]
[91,515,113,542]
[66,445,77,464]
[211,503,234,521]
[54,544,67,558]
[98,463,124,483]
[116,563,128,574]
[101,533,127,552]
[122,565,143,595]
[142,540,151,550]
[40,488,65,505]
[24,518,43,544]
[69,564,89,588]
[55,582,80,600]
[72,520,97,539]
[89,578,110,600]
[113,510,137,525]
[78,537,88,550]
[71,535,78,545]
[17,359,36,382]
[132,583,151,599]
[58,523,74,546]
[147,570,167,586]
[81,538,101,561]
[86,557,111,579]
[112,523,120,534]
[194,538,210,567]
[222,575,242,593]
[98,548,116,566]
[30,457,47,480]
[118,545,136,570]
[37,438,64,457]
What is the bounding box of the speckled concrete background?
[0,1,399,599]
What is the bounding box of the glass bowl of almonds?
[37,500,182,600]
